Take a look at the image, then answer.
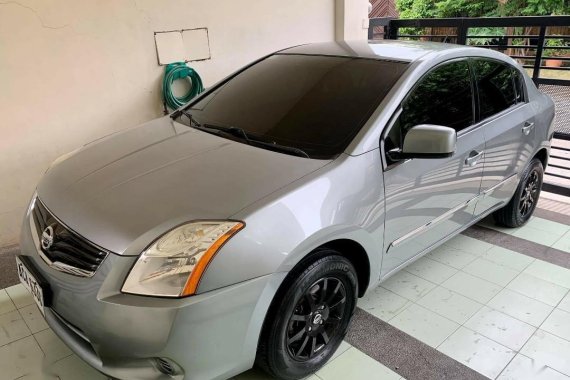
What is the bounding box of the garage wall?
[0,0,368,246]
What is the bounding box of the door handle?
[522,121,535,136]
[465,151,484,167]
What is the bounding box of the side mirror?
[400,124,456,159]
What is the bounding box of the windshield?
[180,54,409,159]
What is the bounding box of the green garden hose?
[162,62,204,111]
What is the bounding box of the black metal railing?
[369,16,570,87]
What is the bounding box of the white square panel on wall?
[154,28,210,65]
[155,31,185,65]
[182,28,210,61]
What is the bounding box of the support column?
[335,0,370,41]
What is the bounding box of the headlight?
[122,221,244,297]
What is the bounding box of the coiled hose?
[162,62,204,111]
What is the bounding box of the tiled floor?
[359,216,570,380]
[0,211,569,379]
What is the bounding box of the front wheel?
[256,252,358,380]
[493,158,543,228]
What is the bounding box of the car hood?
[37,117,330,254]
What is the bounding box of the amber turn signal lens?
[182,222,244,296]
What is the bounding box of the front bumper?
[20,212,285,380]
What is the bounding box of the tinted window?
[385,60,474,153]
[474,59,517,120]
[512,68,526,103]
[182,55,408,159]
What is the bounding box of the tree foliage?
[395,0,570,18]
[499,0,569,16]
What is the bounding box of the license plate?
[16,257,45,316]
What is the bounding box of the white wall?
[0,0,367,246]
[335,0,370,40]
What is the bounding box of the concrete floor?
[0,195,569,380]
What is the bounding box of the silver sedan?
[17,40,554,380]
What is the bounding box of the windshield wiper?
[201,123,310,159]
[248,138,310,159]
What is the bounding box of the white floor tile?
[426,245,478,269]
[559,292,570,313]
[521,329,570,376]
[358,287,410,322]
[380,271,436,302]
[330,340,351,362]
[0,336,45,379]
[488,289,553,327]
[511,225,563,246]
[497,353,570,380]
[389,303,459,348]
[553,231,570,253]
[5,284,34,309]
[404,257,458,284]
[464,306,536,351]
[523,260,570,288]
[462,258,520,287]
[12,371,57,380]
[440,271,502,304]
[317,347,400,380]
[481,246,534,272]
[19,304,48,334]
[506,273,568,307]
[541,308,570,341]
[0,289,16,316]
[438,326,515,379]
[49,354,106,380]
[526,217,570,236]
[443,235,493,256]
[34,328,72,363]
[416,286,482,324]
[0,310,31,346]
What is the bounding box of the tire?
[256,252,358,380]
[493,158,543,228]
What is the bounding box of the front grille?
[32,198,109,277]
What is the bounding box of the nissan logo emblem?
[41,225,54,250]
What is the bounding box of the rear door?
[471,59,535,215]
[381,59,485,276]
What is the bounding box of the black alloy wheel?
[256,252,358,380]
[519,169,540,218]
[286,277,347,361]
[493,158,543,228]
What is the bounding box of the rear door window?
[473,59,517,120]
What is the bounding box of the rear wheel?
[493,158,543,228]
[256,252,357,380]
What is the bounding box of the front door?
[381,60,485,277]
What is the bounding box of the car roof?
[277,40,502,63]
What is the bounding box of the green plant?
[395,0,570,19]
[543,37,568,58]
[467,27,504,46]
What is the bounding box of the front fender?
[198,151,385,294]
